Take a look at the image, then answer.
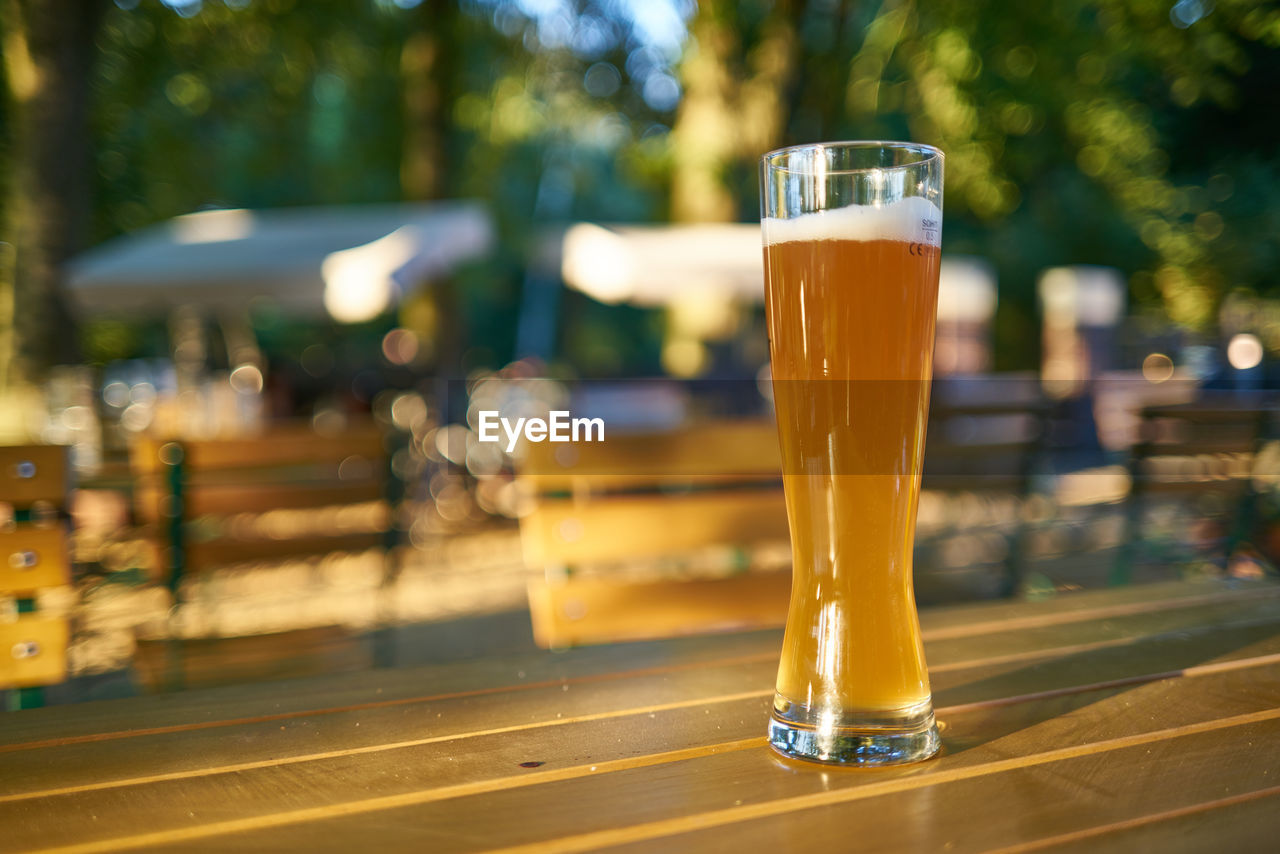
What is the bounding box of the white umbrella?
[560,222,764,306]
[67,201,494,321]
[559,222,997,321]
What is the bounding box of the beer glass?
[761,141,943,765]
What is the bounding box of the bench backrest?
[131,421,391,578]
[1114,395,1276,584]
[517,403,1048,647]
[1,445,72,693]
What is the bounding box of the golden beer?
[761,143,943,764]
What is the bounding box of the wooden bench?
[132,421,393,583]
[129,422,395,689]
[1115,395,1276,583]
[0,445,72,708]
[518,419,791,648]
[918,398,1051,599]
[518,399,1051,648]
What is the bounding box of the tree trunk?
[399,2,463,381]
[671,0,800,224]
[3,0,103,385]
[400,0,457,202]
[670,0,739,223]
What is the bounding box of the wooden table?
[3,579,1280,852]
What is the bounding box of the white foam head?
[762,196,942,248]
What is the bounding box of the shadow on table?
[39,609,541,705]
[931,612,1280,757]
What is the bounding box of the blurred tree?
[91,0,405,236]
[399,0,462,381]
[802,1,1277,345]
[84,0,411,380]
[83,1,690,373]
[1,0,104,385]
[670,0,799,222]
[4,0,1276,380]
[450,0,690,367]
[669,0,1279,365]
[401,0,460,201]
[850,0,1280,337]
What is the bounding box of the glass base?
[768,695,941,766]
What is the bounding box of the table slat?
[1012,788,1280,854]
[4,579,1277,854]
[7,634,1280,853]
[4,580,1271,750]
[5,598,1278,800]
[63,657,1280,854]
[593,720,1280,854]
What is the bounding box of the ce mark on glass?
[907,242,932,256]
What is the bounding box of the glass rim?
[762,140,943,175]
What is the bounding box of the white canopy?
[559,223,995,324]
[560,222,764,307]
[67,201,494,321]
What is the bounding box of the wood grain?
[5,610,1280,851]
[984,785,1280,853]
[587,719,1280,854]
[135,482,385,524]
[1008,787,1280,854]
[918,579,1280,640]
[0,581,1269,748]
[517,419,782,493]
[131,626,375,693]
[182,533,386,572]
[130,425,385,476]
[5,619,1277,810]
[527,571,790,648]
[4,580,1278,854]
[42,658,1280,854]
[521,488,789,567]
[0,628,782,748]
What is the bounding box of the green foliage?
[92,0,407,240]
[81,317,146,365]
[752,0,1280,342]
[86,0,686,371]
[9,0,1278,375]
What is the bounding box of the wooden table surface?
[3,578,1280,853]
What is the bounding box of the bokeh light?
[1141,353,1174,383]
[1227,333,1264,370]
[381,328,420,366]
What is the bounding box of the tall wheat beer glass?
[761,141,943,765]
